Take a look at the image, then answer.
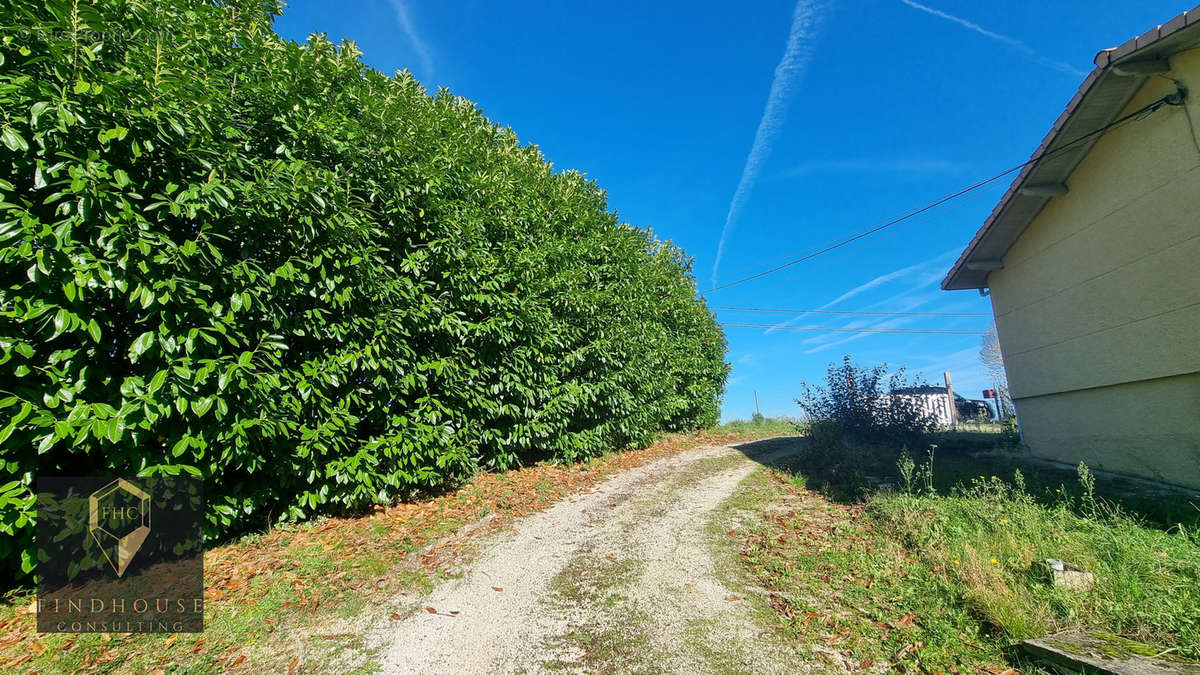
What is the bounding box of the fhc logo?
[88,479,152,577]
[37,476,204,633]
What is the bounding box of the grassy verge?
[712,416,801,439]
[800,428,1200,529]
[732,434,1200,671]
[0,420,792,673]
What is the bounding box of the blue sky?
[273,0,1188,421]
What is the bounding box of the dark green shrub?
[0,0,728,581]
[795,356,936,446]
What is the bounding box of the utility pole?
[993,379,1004,420]
[753,390,760,417]
[944,371,958,429]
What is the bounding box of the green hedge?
[0,0,728,581]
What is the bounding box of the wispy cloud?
[818,248,958,310]
[913,346,980,370]
[798,287,966,354]
[711,0,830,285]
[775,158,966,179]
[898,0,1085,77]
[762,249,957,336]
[798,291,938,351]
[907,346,994,392]
[389,0,434,82]
[801,315,918,354]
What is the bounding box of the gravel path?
[369,436,813,674]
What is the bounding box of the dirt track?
[366,436,813,673]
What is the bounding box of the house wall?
[910,394,953,428]
[876,393,954,428]
[986,49,1200,489]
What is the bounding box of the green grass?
[792,427,1200,531]
[709,416,802,439]
[733,429,1200,670]
[871,481,1200,655]
[0,523,440,674]
[4,568,313,674]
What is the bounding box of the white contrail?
[711,0,829,285]
[389,0,435,82]
[816,259,928,310]
[765,247,958,335]
[899,0,1085,77]
[801,315,921,354]
[818,247,958,310]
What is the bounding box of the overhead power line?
[701,90,1184,295]
[739,181,1003,301]
[711,305,989,317]
[712,169,997,286]
[720,322,986,335]
[712,222,887,282]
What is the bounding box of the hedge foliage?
[0,0,728,581]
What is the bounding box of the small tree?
[980,324,1015,419]
[795,356,938,445]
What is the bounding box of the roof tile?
[1056,83,1092,132]
[1112,36,1140,61]
[1162,13,1187,37]
[1136,26,1162,50]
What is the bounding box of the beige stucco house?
[943,8,1200,489]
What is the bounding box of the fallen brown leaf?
[389,613,401,620]
[1,654,32,669]
[424,607,437,614]
[492,587,504,592]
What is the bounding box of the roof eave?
[942,6,1200,292]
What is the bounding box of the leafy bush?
[0,0,728,581]
[795,355,936,445]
